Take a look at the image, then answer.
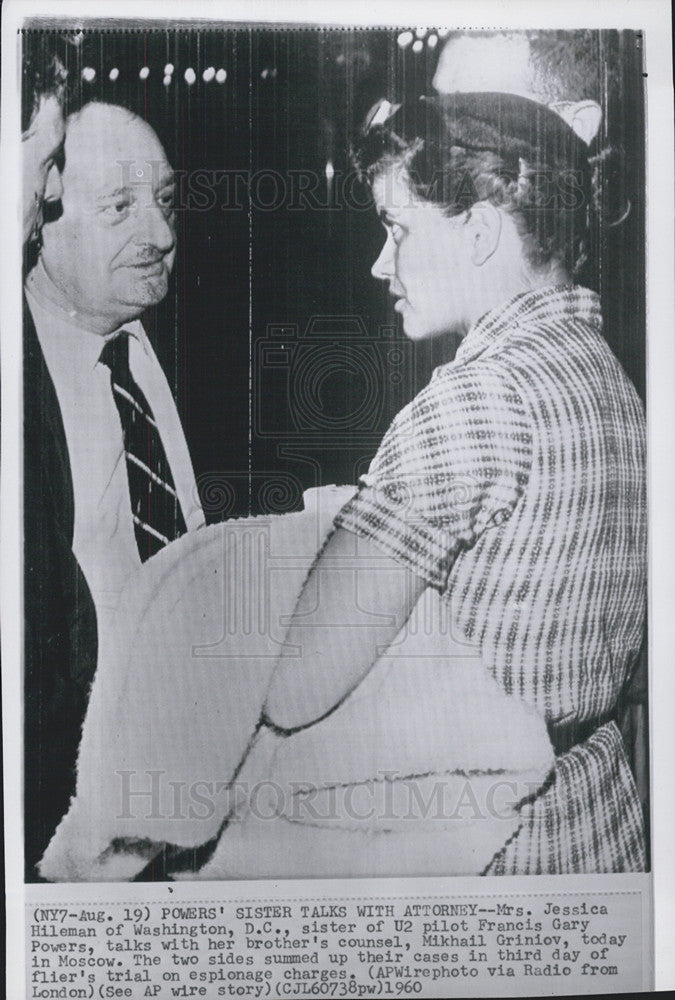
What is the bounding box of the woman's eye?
[390,222,405,244]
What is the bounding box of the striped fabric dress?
[335,284,647,873]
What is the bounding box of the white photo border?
[2,1,673,995]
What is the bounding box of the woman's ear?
[466,201,503,266]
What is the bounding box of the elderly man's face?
[40,106,176,334]
[22,94,65,243]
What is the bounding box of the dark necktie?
[99,332,186,561]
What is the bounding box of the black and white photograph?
[3,1,674,997]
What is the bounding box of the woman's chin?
[401,313,451,343]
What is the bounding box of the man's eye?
[101,201,131,221]
[390,222,405,244]
[157,189,175,214]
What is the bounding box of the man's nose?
[44,162,63,203]
[371,233,395,281]
[141,200,175,253]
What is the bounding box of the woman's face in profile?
[370,166,476,341]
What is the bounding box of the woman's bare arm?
[263,526,427,732]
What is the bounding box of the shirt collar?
[25,259,147,373]
[451,284,602,369]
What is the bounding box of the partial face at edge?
[370,167,477,341]
[22,94,65,244]
[40,106,176,332]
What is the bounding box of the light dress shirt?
[25,261,205,629]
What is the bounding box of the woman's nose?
[371,233,395,281]
[44,162,63,203]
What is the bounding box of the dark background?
[27,26,646,519]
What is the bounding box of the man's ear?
[467,201,502,266]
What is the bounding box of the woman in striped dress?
[262,93,647,874]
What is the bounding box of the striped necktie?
[99,332,186,561]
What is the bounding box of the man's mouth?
[127,260,166,275]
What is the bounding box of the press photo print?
[20,24,649,884]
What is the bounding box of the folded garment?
[40,487,353,880]
[191,811,522,880]
[193,625,554,879]
[39,486,554,882]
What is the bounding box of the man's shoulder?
[23,292,75,539]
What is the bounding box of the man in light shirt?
[24,102,204,876]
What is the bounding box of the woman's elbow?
[262,697,315,734]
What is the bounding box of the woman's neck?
[464,262,571,334]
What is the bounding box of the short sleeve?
[334,363,532,591]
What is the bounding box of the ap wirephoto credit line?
[2,1,673,997]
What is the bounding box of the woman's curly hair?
[352,93,619,283]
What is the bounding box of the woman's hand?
[263,526,427,732]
